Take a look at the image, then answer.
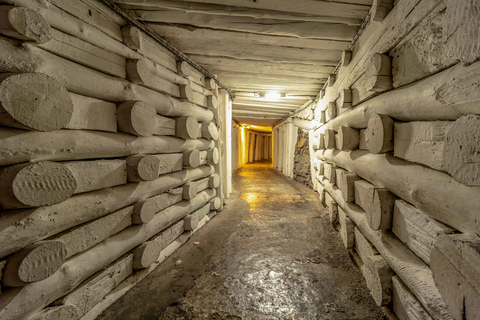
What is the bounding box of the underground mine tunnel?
[0,0,478,319]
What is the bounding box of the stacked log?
[308,0,479,319]
[0,2,224,319]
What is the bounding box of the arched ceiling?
[113,0,373,126]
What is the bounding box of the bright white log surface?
[0,38,213,122]
[392,275,433,320]
[66,93,117,133]
[126,154,183,182]
[0,73,73,132]
[55,254,133,317]
[0,189,216,320]
[318,176,454,320]
[0,128,213,166]
[0,166,213,259]
[317,149,480,236]
[0,6,51,43]
[392,200,455,265]
[0,161,76,209]
[431,234,480,320]
[320,61,480,132]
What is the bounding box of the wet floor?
[99,161,385,320]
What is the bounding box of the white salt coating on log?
[366,188,396,231]
[392,276,433,320]
[0,128,213,166]
[117,101,156,137]
[444,115,480,186]
[176,116,200,140]
[0,73,73,131]
[0,166,213,259]
[392,200,455,265]
[2,241,67,287]
[200,148,220,165]
[431,234,480,320]
[202,122,219,140]
[318,177,454,320]
[126,59,180,98]
[365,114,394,154]
[365,53,393,93]
[394,121,452,172]
[337,126,359,151]
[337,88,352,110]
[210,197,221,210]
[184,203,210,231]
[341,50,352,66]
[364,255,394,306]
[183,149,201,168]
[337,170,360,203]
[56,254,133,317]
[209,174,220,188]
[27,305,79,320]
[338,207,354,249]
[0,189,216,320]
[324,130,336,149]
[327,102,337,120]
[66,93,117,133]
[0,161,77,209]
[0,6,52,43]
[126,154,183,182]
[359,129,368,150]
[63,160,127,194]
[354,228,379,263]
[121,25,142,50]
[52,206,133,258]
[179,84,194,102]
[371,0,393,22]
[133,188,184,224]
[0,38,213,122]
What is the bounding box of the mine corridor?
[0,0,478,320]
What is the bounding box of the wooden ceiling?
[114,0,373,126]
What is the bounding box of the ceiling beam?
[113,0,372,18]
[118,0,364,24]
[144,25,351,51]
[144,12,359,40]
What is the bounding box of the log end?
[6,6,52,43]
[184,149,201,168]
[133,198,157,224]
[27,305,79,320]
[0,73,73,131]
[210,197,221,210]
[444,114,480,186]
[365,114,394,154]
[207,148,220,165]
[207,95,218,110]
[3,161,77,209]
[183,182,197,200]
[3,241,67,287]
[117,101,156,137]
[365,255,394,306]
[133,242,161,270]
[205,78,216,91]
[209,174,220,188]
[137,155,162,181]
[179,84,194,102]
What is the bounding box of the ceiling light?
[265,92,281,99]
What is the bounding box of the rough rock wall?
[0,1,224,319]
[293,128,312,188]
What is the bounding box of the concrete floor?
[99,161,385,320]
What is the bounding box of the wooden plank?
[38,28,126,78]
[55,254,133,317]
[144,12,358,40]
[117,0,372,18]
[392,200,455,265]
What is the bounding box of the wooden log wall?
[304,0,480,319]
[0,1,225,319]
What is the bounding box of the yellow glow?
[239,124,272,133]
